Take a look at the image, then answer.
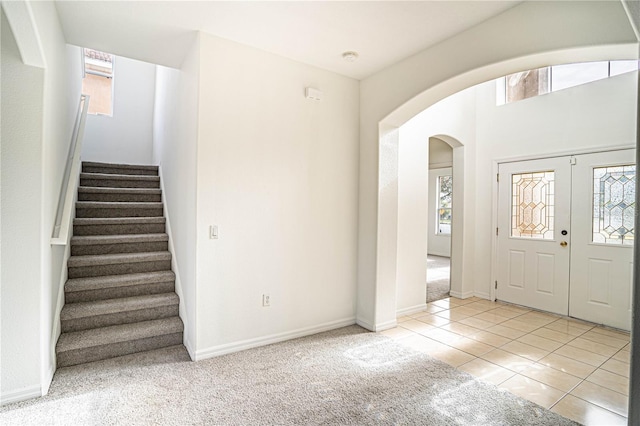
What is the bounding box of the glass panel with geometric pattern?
[592,165,635,245]
[511,171,555,239]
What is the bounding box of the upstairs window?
[497,60,639,105]
[82,48,114,115]
[437,175,453,235]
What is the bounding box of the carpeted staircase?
[56,162,184,367]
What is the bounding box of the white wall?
[1,2,82,403]
[83,55,156,165]
[360,0,638,330]
[429,138,453,167]
[194,34,359,357]
[428,167,452,257]
[1,8,45,403]
[151,37,200,356]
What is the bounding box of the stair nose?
[82,161,159,176]
[68,251,172,278]
[76,201,163,218]
[73,217,166,236]
[71,233,169,255]
[80,173,160,189]
[65,271,176,302]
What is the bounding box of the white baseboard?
[1,384,41,406]
[449,290,475,299]
[41,363,56,396]
[396,304,427,317]
[374,319,398,332]
[356,317,375,331]
[195,317,356,360]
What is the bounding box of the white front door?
[569,150,634,330]
[497,150,635,330]
[497,157,572,315]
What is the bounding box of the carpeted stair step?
[78,186,162,202]
[82,161,159,176]
[68,251,171,278]
[73,217,166,236]
[56,317,183,367]
[76,201,163,218]
[65,271,176,303]
[60,293,180,332]
[71,234,169,256]
[80,172,160,189]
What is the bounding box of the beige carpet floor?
[427,255,451,303]
[1,326,578,425]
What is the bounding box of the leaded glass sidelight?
[511,171,555,239]
[593,165,635,245]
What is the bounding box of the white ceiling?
[55,1,521,80]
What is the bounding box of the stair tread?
[61,293,179,320]
[82,161,159,171]
[76,201,163,208]
[57,317,183,352]
[78,186,162,195]
[68,251,171,267]
[66,271,176,292]
[80,172,160,181]
[71,233,168,245]
[74,217,165,225]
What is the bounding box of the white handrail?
[51,94,90,245]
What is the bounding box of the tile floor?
[380,297,631,425]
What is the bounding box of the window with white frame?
[496,60,639,105]
[437,175,453,235]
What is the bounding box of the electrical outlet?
[262,294,270,307]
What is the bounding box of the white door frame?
[490,143,635,303]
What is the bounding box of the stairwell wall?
[151,35,200,356]
[83,55,156,165]
[194,34,359,358]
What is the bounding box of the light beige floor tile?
[517,333,564,352]
[469,330,512,348]
[433,309,471,322]
[485,307,523,319]
[397,315,413,323]
[600,358,630,378]
[379,327,414,340]
[551,394,627,426]
[458,358,515,386]
[580,330,628,349]
[544,320,592,336]
[430,345,477,367]
[586,369,629,396]
[554,344,608,367]
[473,311,510,324]
[447,336,494,357]
[439,322,482,337]
[590,326,630,341]
[499,374,565,409]
[495,303,532,315]
[399,319,436,334]
[480,349,535,373]
[538,353,597,379]
[501,340,550,361]
[518,311,559,322]
[571,380,629,417]
[397,334,450,354]
[414,313,450,327]
[487,324,527,339]
[424,304,446,314]
[520,363,582,392]
[612,349,630,364]
[458,316,496,330]
[423,328,464,345]
[501,319,541,333]
[531,327,577,344]
[567,337,619,358]
[449,306,486,317]
[464,301,499,312]
[431,299,453,309]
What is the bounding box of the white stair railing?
[51,94,89,245]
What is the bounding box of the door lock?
[560,241,568,247]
